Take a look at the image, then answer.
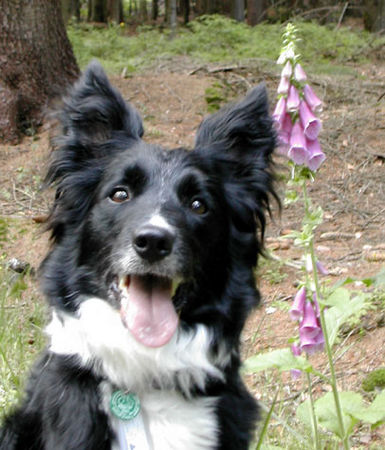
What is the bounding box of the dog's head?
[42,61,276,348]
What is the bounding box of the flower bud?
[277,76,290,95]
[294,63,307,82]
[290,286,306,321]
[281,60,293,79]
[272,97,287,130]
[303,84,323,113]
[287,85,300,112]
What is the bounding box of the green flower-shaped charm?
[110,390,141,421]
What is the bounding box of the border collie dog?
[0,62,276,450]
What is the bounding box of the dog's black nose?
[133,225,175,262]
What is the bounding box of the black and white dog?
[0,62,276,450]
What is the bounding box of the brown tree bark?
[89,0,107,21]
[169,0,177,35]
[247,0,265,26]
[364,0,385,31]
[107,0,124,23]
[0,0,79,143]
[139,0,148,20]
[61,0,80,23]
[152,0,159,20]
[232,0,245,21]
[180,0,190,24]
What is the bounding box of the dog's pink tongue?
[120,276,178,348]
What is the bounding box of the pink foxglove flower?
[299,101,322,141]
[305,254,328,275]
[272,96,286,130]
[277,114,292,155]
[294,63,307,82]
[281,60,292,79]
[288,122,307,165]
[277,76,290,95]
[316,260,328,276]
[299,326,318,354]
[290,286,306,321]
[303,84,323,113]
[300,301,320,339]
[306,139,326,172]
[300,322,324,355]
[313,328,325,352]
[287,85,300,112]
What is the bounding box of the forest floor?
[1,57,385,448]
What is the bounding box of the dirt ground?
[1,60,385,447]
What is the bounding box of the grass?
[68,16,385,75]
[0,218,46,418]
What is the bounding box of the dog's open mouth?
[118,275,179,348]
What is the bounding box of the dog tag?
[110,391,141,421]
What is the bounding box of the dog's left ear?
[195,84,275,161]
[195,85,276,238]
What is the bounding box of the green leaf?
[296,398,313,430]
[324,292,369,347]
[298,392,363,438]
[362,268,385,287]
[332,277,356,289]
[243,348,312,374]
[322,287,350,308]
[351,391,385,426]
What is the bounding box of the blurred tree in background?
[0,0,79,143]
[0,0,383,143]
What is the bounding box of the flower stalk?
[303,184,350,450]
[275,23,350,450]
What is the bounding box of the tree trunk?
[180,0,190,24]
[107,0,124,23]
[367,0,385,31]
[152,0,159,20]
[89,0,107,22]
[139,0,148,20]
[0,0,79,143]
[61,0,80,23]
[247,0,265,26]
[232,0,245,22]
[169,0,177,36]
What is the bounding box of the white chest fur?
[102,385,218,450]
[46,297,228,449]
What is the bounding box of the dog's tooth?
[171,278,182,297]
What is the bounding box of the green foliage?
[243,348,312,374]
[323,288,371,347]
[67,17,385,74]
[362,368,385,392]
[0,218,8,248]
[204,82,227,113]
[297,390,385,437]
[0,265,45,418]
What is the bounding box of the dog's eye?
[109,187,131,203]
[190,199,207,215]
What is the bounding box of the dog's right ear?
[59,60,143,146]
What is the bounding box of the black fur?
[0,61,276,449]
